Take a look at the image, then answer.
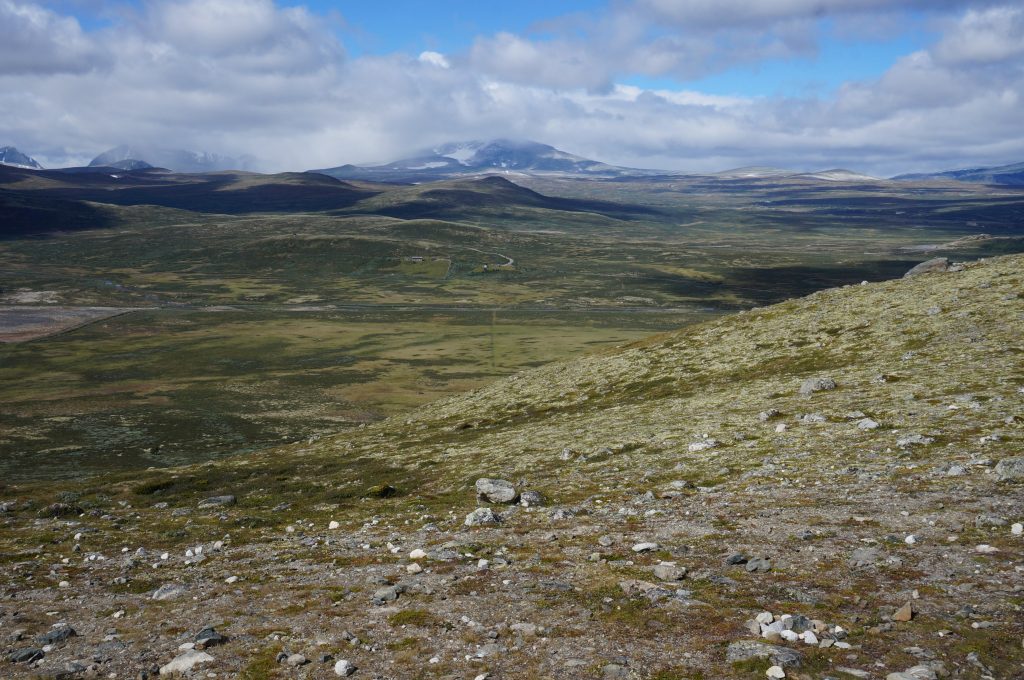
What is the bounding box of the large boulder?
[475,478,518,504]
[903,257,949,278]
[995,457,1024,482]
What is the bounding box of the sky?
[2,0,1023,175]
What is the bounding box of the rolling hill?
[1,253,1021,678]
[894,161,1024,186]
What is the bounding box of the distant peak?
[0,146,43,170]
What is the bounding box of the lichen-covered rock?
[465,507,500,526]
[799,377,836,396]
[903,257,949,278]
[725,640,802,667]
[995,457,1024,481]
[475,478,518,504]
[159,650,214,676]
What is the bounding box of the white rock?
[334,659,356,676]
[225,576,239,584]
[159,650,214,676]
[1012,523,1022,536]
[904,535,916,545]
[975,544,999,553]
[775,424,787,433]
[285,525,295,533]
[780,630,799,642]
[631,542,659,553]
[160,552,169,560]
[755,612,774,625]
[58,581,70,588]
[477,559,489,569]
[766,665,786,679]
[802,631,819,645]
[407,563,423,574]
[409,548,427,559]
[328,521,340,530]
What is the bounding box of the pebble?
[631,542,659,553]
[1013,523,1022,535]
[407,563,423,574]
[653,562,686,581]
[285,654,308,667]
[519,490,544,507]
[225,576,239,584]
[799,376,836,396]
[857,418,880,430]
[894,602,914,622]
[328,521,340,530]
[904,535,916,545]
[897,434,934,448]
[975,544,999,554]
[151,583,187,601]
[197,495,236,508]
[465,508,500,527]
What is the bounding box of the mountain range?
[88,145,254,173]
[3,140,1024,185]
[893,161,1024,186]
[312,139,657,182]
[0,146,43,170]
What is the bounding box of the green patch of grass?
[238,644,284,680]
[387,609,440,627]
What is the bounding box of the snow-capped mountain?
[313,139,662,182]
[89,145,254,173]
[797,169,881,182]
[0,146,43,169]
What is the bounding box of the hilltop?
[1,253,1021,678]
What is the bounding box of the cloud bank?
[2,0,1022,175]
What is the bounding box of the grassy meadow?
[1,167,1022,479]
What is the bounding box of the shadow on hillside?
[0,191,116,239]
[704,259,920,308]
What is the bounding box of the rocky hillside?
[1,255,1022,679]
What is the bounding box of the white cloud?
[933,6,1024,65]
[0,0,106,74]
[418,51,450,68]
[0,0,1022,176]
